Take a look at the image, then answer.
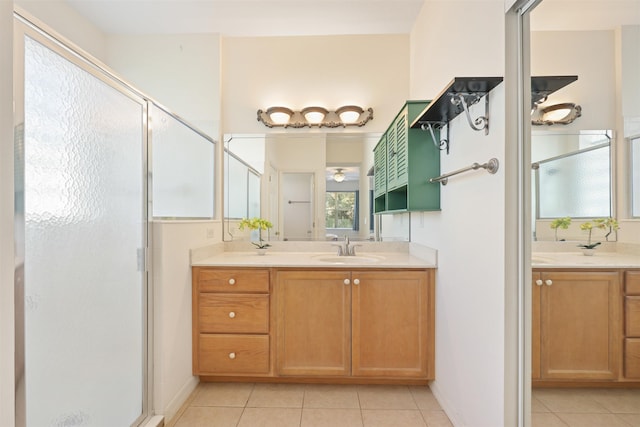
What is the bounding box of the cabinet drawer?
[199,294,269,333]
[198,334,269,374]
[626,296,640,337]
[625,338,640,379]
[196,268,269,293]
[626,271,640,295]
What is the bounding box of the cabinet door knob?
[229,311,236,318]
[353,279,360,285]
[343,279,350,285]
[535,279,543,286]
[545,279,553,286]
[228,278,236,285]
[229,352,236,359]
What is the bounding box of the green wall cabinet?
[373,100,440,214]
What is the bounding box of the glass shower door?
[19,30,147,426]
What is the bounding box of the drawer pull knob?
[228,278,236,285]
[229,352,236,359]
[535,279,543,286]
[343,279,350,285]
[545,279,553,286]
[229,311,236,318]
[353,279,360,285]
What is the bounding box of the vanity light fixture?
[333,168,346,183]
[302,106,328,125]
[336,105,365,124]
[264,106,293,125]
[257,105,373,128]
[532,102,582,126]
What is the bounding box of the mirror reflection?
[531,130,614,241]
[223,133,410,242]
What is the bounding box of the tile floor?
[532,388,640,427]
[167,382,453,427]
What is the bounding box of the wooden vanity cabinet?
[192,267,271,376]
[532,270,621,381]
[276,269,435,380]
[624,271,640,379]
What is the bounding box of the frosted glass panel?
[538,146,610,218]
[248,170,261,218]
[24,36,144,426]
[633,138,640,217]
[152,106,214,218]
[225,152,249,219]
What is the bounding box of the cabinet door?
[351,270,433,378]
[276,270,351,376]
[531,273,541,380]
[539,271,620,380]
[392,112,409,188]
[373,136,387,198]
[387,108,409,191]
[386,125,398,189]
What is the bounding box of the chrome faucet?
[332,236,361,256]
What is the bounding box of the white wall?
[220,34,410,134]
[1,2,15,425]
[410,1,505,101]
[410,2,508,426]
[531,30,616,131]
[106,34,221,137]
[151,221,222,422]
[14,0,107,60]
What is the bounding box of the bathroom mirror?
[223,133,411,242]
[531,130,613,241]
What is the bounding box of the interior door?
[281,172,314,240]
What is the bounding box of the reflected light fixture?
[333,168,346,183]
[532,102,582,126]
[258,105,373,128]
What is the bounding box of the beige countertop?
[532,251,640,269]
[192,251,435,268]
[191,241,438,268]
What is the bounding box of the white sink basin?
[313,255,383,264]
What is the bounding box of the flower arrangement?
[238,217,273,249]
[578,217,619,250]
[549,217,572,241]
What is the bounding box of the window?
[326,191,358,230]
[152,105,215,218]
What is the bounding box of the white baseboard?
[142,415,164,427]
[429,381,461,427]
[161,376,199,423]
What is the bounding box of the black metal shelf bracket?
[421,122,450,154]
[410,77,503,154]
[449,92,490,135]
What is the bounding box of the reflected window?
[532,131,611,219]
[225,149,261,219]
[326,191,358,230]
